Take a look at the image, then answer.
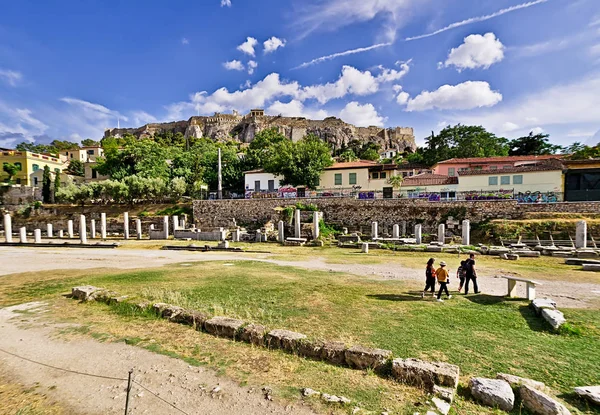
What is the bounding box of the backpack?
[458,266,467,278]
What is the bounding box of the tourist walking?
[464,253,480,295]
[421,258,436,298]
[436,261,452,302]
[457,260,467,292]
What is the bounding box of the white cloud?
[339,102,386,127]
[502,121,520,132]
[376,60,411,82]
[267,100,328,119]
[181,37,189,45]
[0,101,48,144]
[294,42,391,69]
[221,0,231,7]
[60,97,127,122]
[264,37,286,54]
[530,126,545,135]
[237,37,258,57]
[223,60,245,71]
[453,73,600,138]
[0,69,23,87]
[247,60,258,75]
[396,91,410,106]
[405,81,502,111]
[299,66,379,104]
[443,33,505,71]
[130,111,158,126]
[406,0,549,41]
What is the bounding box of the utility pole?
[217,148,223,200]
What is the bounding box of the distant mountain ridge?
[104,110,417,153]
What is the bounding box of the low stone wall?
[0,186,41,207]
[193,198,600,230]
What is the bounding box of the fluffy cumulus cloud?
[0,100,48,146]
[264,36,286,54]
[442,33,505,71]
[299,66,379,104]
[0,69,23,87]
[247,60,258,75]
[394,86,410,105]
[221,0,231,7]
[130,111,158,126]
[452,74,600,142]
[404,81,502,111]
[223,60,245,71]
[267,100,328,119]
[237,37,258,57]
[376,59,411,82]
[339,102,386,127]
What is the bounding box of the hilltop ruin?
[104,110,417,153]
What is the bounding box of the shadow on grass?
[518,305,554,333]
[464,294,525,306]
[557,392,597,414]
[366,292,426,302]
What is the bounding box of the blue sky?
[0,0,599,148]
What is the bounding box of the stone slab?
[344,345,391,370]
[531,298,557,315]
[541,308,566,330]
[582,264,600,272]
[573,386,600,406]
[204,316,245,339]
[71,286,101,301]
[469,377,514,412]
[239,323,267,346]
[321,341,347,366]
[496,373,546,391]
[266,329,307,353]
[391,358,460,389]
[520,385,571,415]
[511,250,541,258]
[565,258,600,265]
[170,309,209,329]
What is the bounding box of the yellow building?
[0,150,66,186]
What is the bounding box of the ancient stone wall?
[0,186,42,207]
[193,199,600,232]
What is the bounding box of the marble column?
[67,220,74,239]
[46,223,53,238]
[462,220,471,246]
[3,214,12,243]
[80,215,87,244]
[415,224,422,245]
[100,213,107,239]
[123,212,129,240]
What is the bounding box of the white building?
[244,169,282,195]
[61,146,104,163]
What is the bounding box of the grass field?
[1,257,599,414]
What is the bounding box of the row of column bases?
[1,213,186,244]
[371,220,472,245]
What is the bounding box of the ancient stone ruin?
[104,111,417,153]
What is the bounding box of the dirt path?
[1,246,598,308]
[0,302,318,415]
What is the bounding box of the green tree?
[265,134,333,189]
[338,149,358,162]
[53,171,61,202]
[81,139,100,147]
[170,177,187,200]
[388,174,404,189]
[66,160,85,176]
[244,128,287,170]
[567,142,600,160]
[508,132,562,155]
[420,125,509,167]
[42,165,52,203]
[2,162,20,183]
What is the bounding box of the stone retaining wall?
[193,199,600,230]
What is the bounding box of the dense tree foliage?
[16,140,79,155]
[81,139,100,147]
[565,142,600,160]
[42,165,52,203]
[508,132,562,156]
[2,162,19,183]
[66,160,85,177]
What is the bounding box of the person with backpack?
[457,260,467,292]
[421,258,437,298]
[464,253,480,295]
[435,261,452,302]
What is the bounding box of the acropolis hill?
[104,109,417,152]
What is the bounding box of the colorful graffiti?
[515,191,559,203]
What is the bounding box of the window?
[34,177,38,186]
[489,165,497,170]
[268,179,275,191]
[87,150,94,155]
[503,165,511,169]
[70,154,73,159]
[254,180,260,192]
[349,173,357,185]
[372,172,379,179]
[501,176,510,185]
[474,166,483,171]
[16,178,21,184]
[380,172,387,179]
[448,167,455,177]
[489,176,498,186]
[334,173,342,186]
[14,162,22,171]
[459,167,468,172]
[92,170,97,179]
[513,175,523,185]
[32,164,40,172]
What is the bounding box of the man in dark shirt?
[464,253,480,295]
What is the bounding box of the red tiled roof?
[402,173,459,187]
[325,160,378,170]
[458,159,564,176]
[436,155,561,165]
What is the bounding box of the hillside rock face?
[104,111,416,153]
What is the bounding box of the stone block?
[520,385,572,415]
[344,345,391,370]
[266,329,307,353]
[576,250,599,258]
[496,373,546,391]
[204,316,245,339]
[391,358,460,389]
[531,298,557,316]
[426,246,443,252]
[297,339,324,360]
[321,341,347,365]
[432,396,451,415]
[511,250,541,258]
[573,386,600,406]
[151,303,184,319]
[582,264,600,272]
[239,323,267,346]
[541,309,566,330]
[170,309,209,329]
[71,286,101,301]
[433,385,455,403]
[108,295,129,305]
[469,377,515,412]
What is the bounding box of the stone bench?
[503,276,541,300]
